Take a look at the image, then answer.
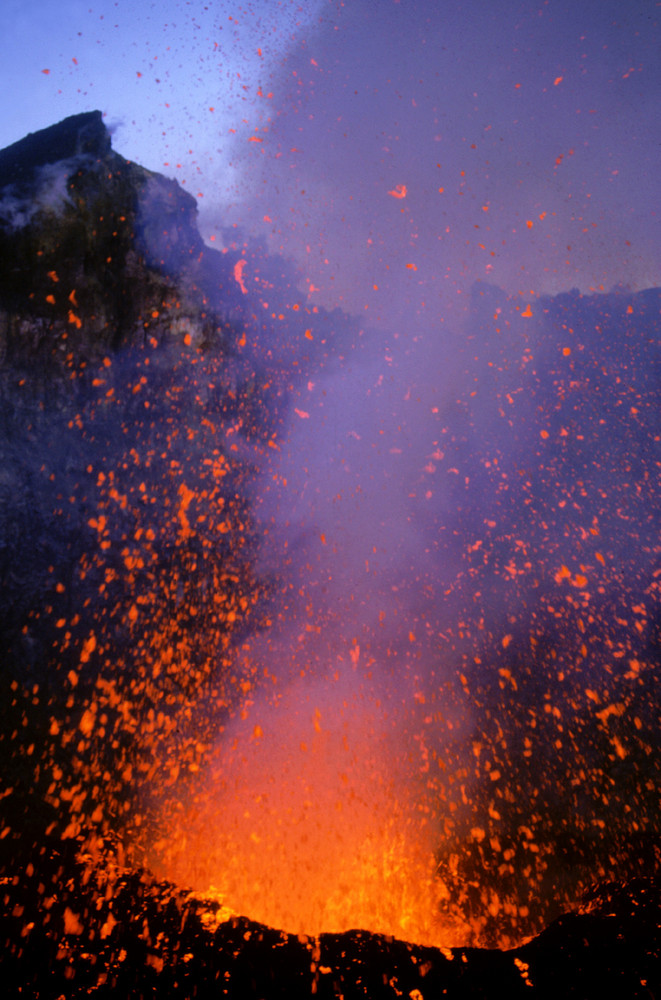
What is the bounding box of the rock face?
[0,110,111,187]
[0,110,228,367]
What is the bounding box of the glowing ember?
[147,670,470,948]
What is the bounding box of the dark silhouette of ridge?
[0,110,110,189]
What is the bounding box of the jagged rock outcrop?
[0,843,658,998]
[0,110,230,367]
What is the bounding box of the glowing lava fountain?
[147,665,470,948]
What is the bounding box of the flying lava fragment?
[233,259,248,295]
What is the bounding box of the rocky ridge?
[0,110,229,367]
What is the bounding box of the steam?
[111,0,661,945]
[0,0,658,959]
[145,258,482,942]
[0,159,77,229]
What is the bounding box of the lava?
[147,666,472,949]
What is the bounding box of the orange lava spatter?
[147,671,472,949]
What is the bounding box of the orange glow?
[148,674,470,948]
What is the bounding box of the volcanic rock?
[0,110,230,367]
[0,845,658,998]
[0,113,262,874]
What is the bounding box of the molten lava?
[147,669,471,948]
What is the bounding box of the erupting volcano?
[0,0,660,993]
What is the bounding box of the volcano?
[0,112,659,997]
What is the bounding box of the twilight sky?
[1,0,659,325]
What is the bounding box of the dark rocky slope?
[0,845,657,998]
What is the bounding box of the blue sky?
[1,0,660,323]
